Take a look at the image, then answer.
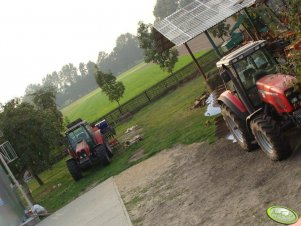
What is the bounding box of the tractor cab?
[65,119,95,151]
[217,40,278,111]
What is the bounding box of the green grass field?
[30,76,217,212]
[61,51,206,122]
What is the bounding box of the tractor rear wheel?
[105,141,113,158]
[221,105,255,151]
[95,145,111,166]
[250,114,292,161]
[66,159,83,181]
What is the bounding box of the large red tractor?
[65,119,113,181]
[217,40,301,161]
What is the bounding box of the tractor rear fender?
[218,90,248,120]
[94,129,104,145]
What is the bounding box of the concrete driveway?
[37,177,132,226]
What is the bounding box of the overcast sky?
[0,0,156,104]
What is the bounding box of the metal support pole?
[184,42,207,80]
[243,8,260,40]
[204,31,222,58]
[0,154,33,208]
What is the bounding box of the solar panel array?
[153,0,256,46]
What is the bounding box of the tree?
[137,22,179,73]
[95,70,125,111]
[153,0,195,21]
[0,97,64,201]
[31,86,64,131]
[153,0,178,21]
[79,63,87,77]
[96,34,144,75]
[275,0,301,76]
[209,20,230,41]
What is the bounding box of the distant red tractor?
[217,40,301,161]
[65,119,114,181]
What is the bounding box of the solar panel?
[153,0,257,46]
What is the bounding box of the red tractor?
[65,119,113,181]
[217,40,301,161]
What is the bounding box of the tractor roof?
[216,40,266,68]
[65,119,87,134]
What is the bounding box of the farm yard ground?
[115,126,301,226]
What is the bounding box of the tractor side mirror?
[220,70,231,83]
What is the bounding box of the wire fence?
[92,49,222,126]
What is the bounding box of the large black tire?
[250,114,292,161]
[95,145,111,166]
[221,105,255,151]
[66,159,83,181]
[105,141,113,158]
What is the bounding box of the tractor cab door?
[233,48,277,108]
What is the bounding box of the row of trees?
[97,33,144,75]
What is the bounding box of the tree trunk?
[20,180,36,205]
[33,173,44,186]
[18,169,36,205]
[116,101,123,114]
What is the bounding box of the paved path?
[37,177,132,226]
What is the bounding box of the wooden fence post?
[144,91,151,102]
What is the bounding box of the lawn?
[29,76,217,212]
[61,51,206,123]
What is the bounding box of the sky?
[0,0,156,104]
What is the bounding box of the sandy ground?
[115,125,301,226]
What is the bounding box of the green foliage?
[29,76,216,212]
[153,0,178,20]
[0,98,63,185]
[272,0,301,76]
[95,70,125,107]
[209,20,230,41]
[137,22,179,73]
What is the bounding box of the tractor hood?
[75,140,89,154]
[256,74,297,94]
[256,74,299,113]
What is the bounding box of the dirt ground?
[115,124,301,226]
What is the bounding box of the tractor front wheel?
[66,159,83,181]
[250,115,292,161]
[95,145,111,166]
[221,105,255,151]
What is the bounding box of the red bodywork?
[75,140,91,157]
[72,128,105,159]
[256,74,297,113]
[219,90,247,113]
[93,129,104,144]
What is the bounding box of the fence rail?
[92,49,221,126]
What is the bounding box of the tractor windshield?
[233,48,277,106]
[67,126,91,150]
